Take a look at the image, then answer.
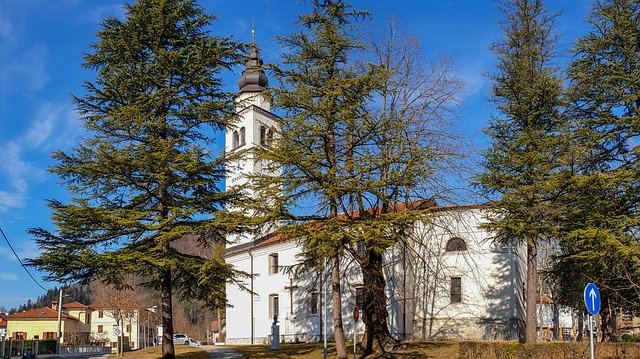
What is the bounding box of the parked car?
[188,338,200,346]
[172,333,190,345]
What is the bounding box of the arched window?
[232,130,239,149]
[239,127,246,146]
[445,237,467,252]
[309,290,319,315]
[260,125,274,147]
[268,253,279,274]
[269,294,279,320]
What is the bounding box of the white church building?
[223,42,527,345]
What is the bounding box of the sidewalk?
[202,345,247,359]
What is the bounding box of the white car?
[172,333,189,345]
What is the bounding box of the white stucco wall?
[224,207,526,344]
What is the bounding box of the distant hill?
[8,284,90,314]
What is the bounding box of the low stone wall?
[223,337,268,345]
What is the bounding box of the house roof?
[537,294,554,304]
[89,302,147,312]
[0,319,7,328]
[225,201,488,255]
[63,301,91,310]
[5,307,79,321]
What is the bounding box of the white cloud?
[17,240,41,262]
[0,100,83,213]
[24,110,56,150]
[0,272,18,281]
[0,191,25,212]
[24,101,82,151]
[0,142,31,212]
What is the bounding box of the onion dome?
[238,44,268,93]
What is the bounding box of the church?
[223,41,526,345]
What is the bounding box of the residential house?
[4,302,92,344]
[89,303,157,351]
[536,294,576,341]
[0,313,7,338]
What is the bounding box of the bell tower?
[226,29,279,247]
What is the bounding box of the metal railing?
[0,340,111,359]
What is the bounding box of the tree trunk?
[611,307,618,342]
[552,292,559,340]
[331,254,347,359]
[161,268,175,359]
[600,300,613,342]
[362,250,391,355]
[525,237,538,343]
[577,312,584,342]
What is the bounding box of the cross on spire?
[285,278,299,315]
[251,18,255,46]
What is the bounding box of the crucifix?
[284,278,299,314]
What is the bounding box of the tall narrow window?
[309,290,319,315]
[266,128,273,147]
[355,286,364,311]
[232,130,239,149]
[268,253,279,275]
[98,325,104,333]
[451,277,462,303]
[239,127,246,146]
[98,310,104,318]
[269,294,279,319]
[259,125,267,146]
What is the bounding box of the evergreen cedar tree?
[552,0,640,341]
[26,1,243,359]
[478,0,565,344]
[252,0,462,356]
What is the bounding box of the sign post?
[584,283,601,359]
[353,306,359,359]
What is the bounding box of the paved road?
[202,345,247,359]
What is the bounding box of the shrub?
[459,340,640,359]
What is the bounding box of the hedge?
[459,340,640,359]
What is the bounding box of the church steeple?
[238,21,268,94]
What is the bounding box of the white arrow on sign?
[584,282,601,315]
[589,288,597,311]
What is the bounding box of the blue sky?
[0,0,591,310]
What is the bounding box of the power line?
[0,225,47,292]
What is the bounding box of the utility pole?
[56,288,63,355]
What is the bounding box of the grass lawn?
[107,345,209,359]
[229,341,460,358]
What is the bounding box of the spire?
[238,21,268,94]
[251,18,256,46]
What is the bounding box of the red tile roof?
[5,307,79,321]
[0,319,7,328]
[231,200,487,251]
[63,301,91,309]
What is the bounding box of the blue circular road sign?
[584,283,601,315]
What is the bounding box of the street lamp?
[147,306,157,347]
